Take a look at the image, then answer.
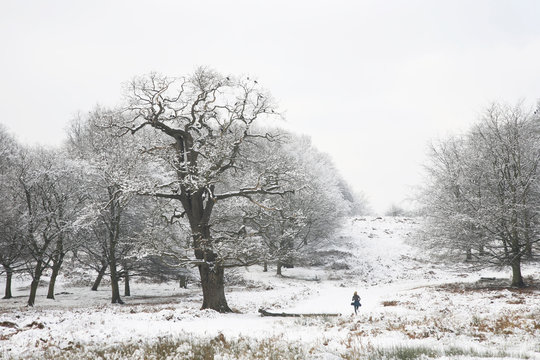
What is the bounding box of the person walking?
[351,291,361,314]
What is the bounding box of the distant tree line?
[0,68,367,311]
[420,102,540,287]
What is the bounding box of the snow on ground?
[1,217,539,359]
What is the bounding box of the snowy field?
[1,217,539,359]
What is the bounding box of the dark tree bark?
[28,260,45,306]
[124,267,130,297]
[199,264,231,312]
[185,194,231,312]
[188,202,232,312]
[109,257,123,304]
[263,261,268,272]
[525,238,532,260]
[510,231,525,287]
[466,248,472,261]
[108,186,124,304]
[47,240,65,299]
[510,256,524,287]
[3,265,13,299]
[46,265,60,300]
[28,279,39,306]
[478,244,485,256]
[91,261,108,291]
[524,214,533,260]
[276,261,282,276]
[179,275,187,289]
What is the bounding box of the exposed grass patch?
[343,344,526,360]
[293,315,338,328]
[344,344,441,360]
[383,316,453,340]
[3,334,305,360]
[470,312,539,336]
[382,300,399,307]
[3,320,536,360]
[444,346,513,358]
[369,345,438,360]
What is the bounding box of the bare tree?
[13,148,86,306]
[0,126,26,299]
[66,109,149,304]
[241,134,350,275]
[421,102,540,287]
[469,104,540,286]
[0,204,26,299]
[114,69,291,312]
[421,136,486,260]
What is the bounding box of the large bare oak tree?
[115,69,288,312]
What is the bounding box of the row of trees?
[421,102,540,287]
[0,69,366,311]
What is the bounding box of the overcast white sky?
[1,0,540,213]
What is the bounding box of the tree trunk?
[179,275,187,289]
[107,188,123,304]
[466,248,472,261]
[184,186,234,312]
[524,209,532,260]
[188,199,232,313]
[501,232,509,259]
[28,279,40,307]
[478,244,485,256]
[109,257,123,304]
[199,264,231,313]
[263,261,268,272]
[46,266,59,300]
[28,260,44,307]
[276,261,282,276]
[109,233,123,304]
[525,241,532,260]
[510,256,524,287]
[509,214,525,287]
[91,261,108,291]
[3,265,13,299]
[524,220,532,260]
[124,268,130,297]
[47,252,65,299]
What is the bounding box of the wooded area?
[0,69,366,311]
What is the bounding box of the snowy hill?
[1,217,539,359]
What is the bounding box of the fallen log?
[258,308,340,317]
